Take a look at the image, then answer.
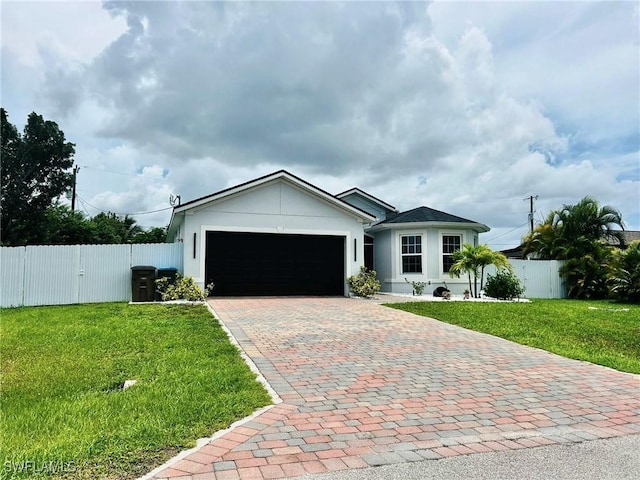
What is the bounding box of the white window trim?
[439,232,463,276]
[400,233,424,275]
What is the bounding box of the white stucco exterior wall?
[174,179,368,295]
[372,226,480,294]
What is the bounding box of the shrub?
[347,266,381,298]
[484,269,524,300]
[607,240,640,303]
[155,274,214,301]
[405,278,427,296]
[559,244,611,299]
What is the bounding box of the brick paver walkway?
[147,297,640,480]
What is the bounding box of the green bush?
[347,266,381,298]
[484,269,524,300]
[607,240,640,303]
[559,244,611,299]
[155,274,214,301]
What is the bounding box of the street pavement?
[296,433,640,479]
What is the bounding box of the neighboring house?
[501,246,526,259]
[608,230,640,248]
[167,170,489,296]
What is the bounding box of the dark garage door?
[206,231,345,296]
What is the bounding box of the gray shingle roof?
[379,206,479,225]
[608,230,640,246]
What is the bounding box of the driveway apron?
[148,297,640,480]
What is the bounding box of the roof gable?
[336,188,397,214]
[168,170,376,235]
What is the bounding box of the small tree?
[476,245,512,293]
[449,244,512,298]
[449,243,478,296]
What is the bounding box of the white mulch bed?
[375,293,531,303]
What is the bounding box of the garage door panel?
[206,232,344,296]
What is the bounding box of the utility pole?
[71,165,79,212]
[524,195,538,233]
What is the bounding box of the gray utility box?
[131,266,157,302]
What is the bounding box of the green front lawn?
[387,299,640,374]
[0,303,271,479]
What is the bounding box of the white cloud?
[2,0,637,250]
[1,1,127,67]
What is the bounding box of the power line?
[483,221,529,243]
[76,195,173,216]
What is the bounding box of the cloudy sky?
[2,0,638,249]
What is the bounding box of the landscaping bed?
[0,303,271,479]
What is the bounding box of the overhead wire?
[76,195,173,216]
[482,221,529,243]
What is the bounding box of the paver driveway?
[148,297,640,480]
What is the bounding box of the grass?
[387,299,640,375]
[0,303,272,479]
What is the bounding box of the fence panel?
[132,243,184,271]
[79,244,132,303]
[486,259,565,298]
[1,243,184,307]
[0,247,26,307]
[24,245,80,306]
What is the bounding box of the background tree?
[523,196,624,260]
[45,208,166,245]
[1,109,75,245]
[89,213,143,244]
[560,242,612,299]
[522,196,625,299]
[43,205,95,245]
[132,226,167,243]
[607,240,640,303]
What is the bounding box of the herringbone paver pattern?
[148,297,640,479]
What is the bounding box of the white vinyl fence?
[0,243,183,307]
[1,245,564,307]
[486,259,565,299]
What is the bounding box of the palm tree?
[475,245,512,293]
[559,196,624,248]
[449,244,512,298]
[560,242,612,299]
[449,243,477,296]
[523,196,624,260]
[522,217,566,259]
[522,196,624,299]
[607,240,640,302]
